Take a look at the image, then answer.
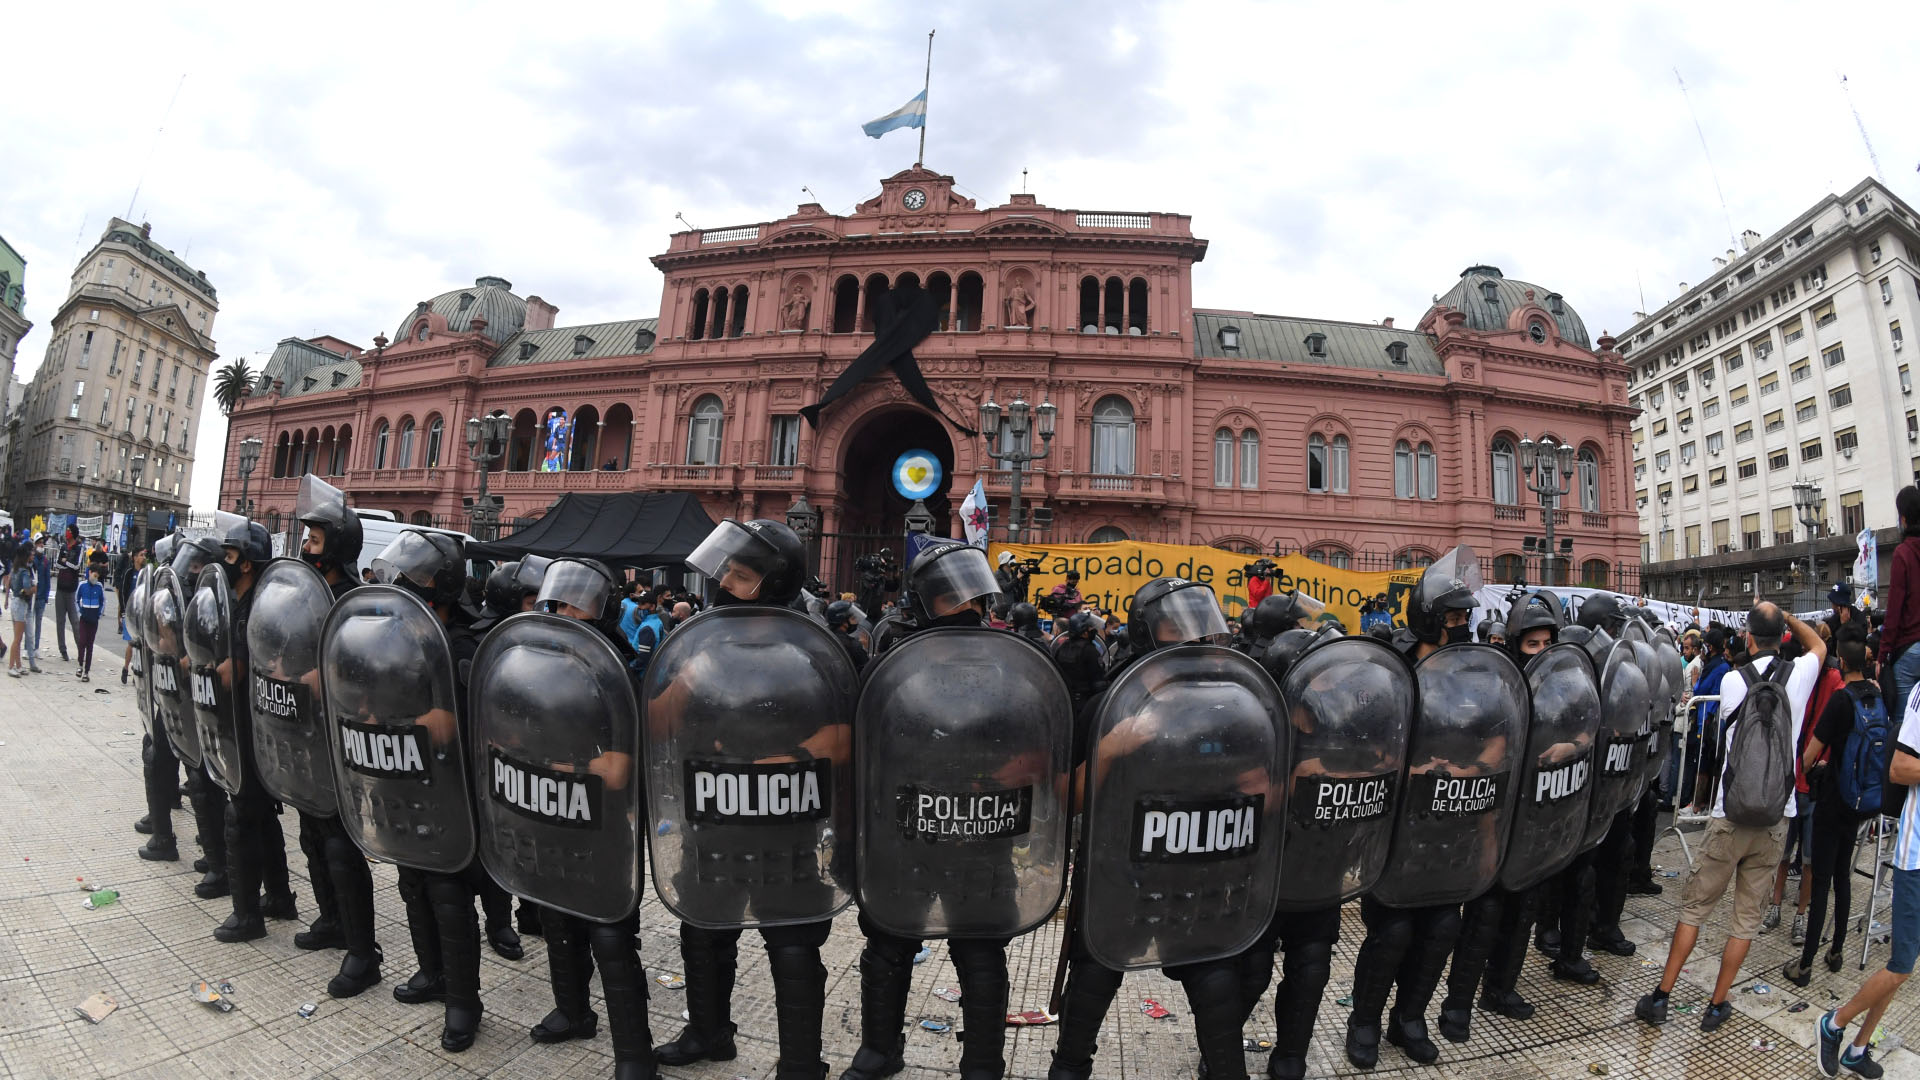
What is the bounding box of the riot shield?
[471,613,642,923]
[1275,635,1413,910]
[127,566,154,739]
[1629,639,1666,795]
[1622,618,1652,644]
[1081,645,1286,971]
[150,566,202,767]
[643,605,859,929]
[856,628,1072,940]
[1372,643,1528,908]
[1579,640,1651,850]
[246,558,339,816]
[185,565,246,795]
[321,585,475,873]
[1500,644,1602,891]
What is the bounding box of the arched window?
[955,272,983,331]
[1581,558,1610,588]
[1091,396,1135,476]
[1307,546,1351,570]
[507,409,538,471]
[1216,428,1236,488]
[333,424,352,475]
[1418,442,1438,500]
[410,510,432,526]
[1307,433,1327,492]
[1577,448,1600,512]
[424,416,444,468]
[1089,525,1129,543]
[1394,549,1436,570]
[1128,277,1149,334]
[729,285,748,337]
[1329,434,1349,493]
[927,272,953,331]
[1492,553,1525,583]
[601,404,634,470]
[568,405,600,471]
[396,418,417,469]
[373,421,390,470]
[1393,440,1415,499]
[1079,276,1100,332]
[1239,430,1259,488]
[708,286,730,340]
[289,431,304,479]
[273,432,289,478]
[688,288,709,341]
[1103,277,1124,333]
[831,275,859,333]
[1491,438,1517,504]
[862,274,890,333]
[687,395,724,465]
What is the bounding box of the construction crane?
[1839,74,1884,180]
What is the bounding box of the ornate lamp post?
[1793,479,1824,611]
[976,395,1057,542]
[786,493,819,581]
[235,436,263,516]
[127,453,147,552]
[1517,433,1576,586]
[464,412,512,541]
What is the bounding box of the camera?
[1243,558,1277,580]
[855,550,896,575]
[1037,592,1072,616]
[1018,557,1042,574]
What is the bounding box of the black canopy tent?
[467,492,719,571]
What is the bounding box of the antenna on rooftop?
[801,186,820,204]
[126,73,187,219]
[1021,168,1029,194]
[1674,69,1738,249]
[1839,74,1884,181]
[674,212,698,231]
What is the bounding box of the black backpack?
[1721,658,1797,828]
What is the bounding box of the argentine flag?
[862,90,927,139]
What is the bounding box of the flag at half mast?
[862,89,926,138]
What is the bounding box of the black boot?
[135,814,154,835]
[393,869,445,1005]
[261,889,299,921]
[654,925,739,1065]
[327,947,383,999]
[1271,935,1334,1080]
[478,877,522,959]
[532,913,598,1043]
[1438,893,1500,1044]
[1347,900,1408,1070]
[325,820,382,994]
[214,803,264,943]
[516,899,543,937]
[190,776,229,899]
[1385,1008,1439,1065]
[1174,961,1250,1080]
[591,919,658,1079]
[488,923,524,961]
[136,834,179,861]
[1481,889,1536,1021]
[295,916,344,951]
[841,940,919,1080]
[767,942,829,1080]
[1344,1015,1380,1070]
[1046,959,1124,1080]
[258,811,295,919]
[430,875,484,1053]
[297,813,339,947]
[952,941,1011,1080]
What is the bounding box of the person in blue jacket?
[1683,627,1733,812]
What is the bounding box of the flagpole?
[917,29,934,167]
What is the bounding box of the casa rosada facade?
[221,166,1642,590]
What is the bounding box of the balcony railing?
[1057,473,1163,500]
[491,469,634,492]
[1494,505,1526,520]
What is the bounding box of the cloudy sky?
[6,0,1918,512]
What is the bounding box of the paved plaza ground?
[3,626,1920,1078]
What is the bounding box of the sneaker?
[1792,913,1808,946]
[1699,999,1733,1032]
[1818,1010,1846,1077]
[1842,1044,1885,1079]
[1634,991,1669,1025]
[120,668,128,684]
[1763,904,1782,933]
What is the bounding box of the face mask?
[1445,624,1472,645]
[300,547,328,572]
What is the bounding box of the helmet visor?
[171,534,218,583]
[1287,590,1327,628]
[372,530,450,589]
[535,559,614,620]
[295,474,347,524]
[513,554,553,595]
[1416,544,1483,613]
[1142,584,1230,646]
[915,547,1001,617]
[686,520,780,600]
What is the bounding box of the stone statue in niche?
[1003,278,1036,328]
[780,282,811,331]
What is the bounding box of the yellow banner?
[989,540,1424,628]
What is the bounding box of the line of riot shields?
[142,548,1686,974]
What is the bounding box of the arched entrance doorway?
[824,405,957,591]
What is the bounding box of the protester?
[27,536,50,673]
[53,528,82,663]
[74,566,104,681]
[118,548,147,683]
[1881,486,1920,723]
[7,547,34,676]
[1767,634,1843,940]
[1685,628,1732,812]
[1785,632,1877,990]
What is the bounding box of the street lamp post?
[976,396,1057,543]
[235,436,263,516]
[1517,434,1577,586]
[785,493,820,582]
[464,412,512,542]
[1793,479,1824,612]
[127,454,147,552]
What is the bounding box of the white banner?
[76,514,104,539]
[1472,584,1749,633]
[1856,527,1879,589]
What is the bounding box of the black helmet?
[1575,591,1627,633]
[1261,626,1320,683]
[1243,595,1295,642]
[686,518,806,605]
[1009,602,1041,630]
[171,533,224,596]
[152,532,178,567]
[1066,611,1102,638]
[220,519,272,567]
[1127,577,1230,654]
[1505,589,1563,643]
[372,529,466,607]
[482,561,522,620]
[294,475,363,574]
[1407,546,1481,645]
[905,542,1000,625]
[1485,619,1506,641]
[824,599,856,628]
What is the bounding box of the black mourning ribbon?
[800,282,978,435]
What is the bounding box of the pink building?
[222,167,1642,590]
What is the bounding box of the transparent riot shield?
[246,558,339,816]
[471,613,642,923]
[1275,635,1414,910]
[856,628,1072,940]
[1500,643,1602,892]
[1579,640,1651,851]
[1372,642,1528,908]
[642,605,859,929]
[150,566,202,767]
[185,565,245,796]
[1082,645,1287,971]
[321,585,474,872]
[128,566,153,739]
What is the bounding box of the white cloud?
[3,0,1917,514]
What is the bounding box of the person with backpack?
[1637,601,1825,1033]
[1785,631,1881,991]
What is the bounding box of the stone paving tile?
[10,633,1920,1077]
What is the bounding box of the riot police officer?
[132,539,188,863]
[651,519,853,1080]
[1050,611,1106,713]
[825,598,869,670]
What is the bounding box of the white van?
[352,514,480,580]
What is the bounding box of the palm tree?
[213,358,256,416]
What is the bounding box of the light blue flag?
[862,90,927,138]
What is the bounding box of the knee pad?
[1284,939,1334,988]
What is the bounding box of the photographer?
[1041,569,1084,619]
[994,551,1034,604]
[1244,557,1277,608]
[856,549,899,619]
